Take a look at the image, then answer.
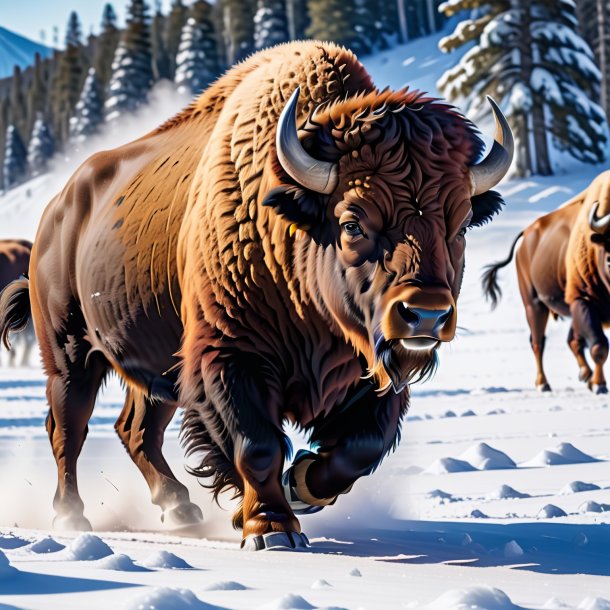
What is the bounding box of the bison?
[0,42,513,549]
[483,171,610,394]
[0,239,35,366]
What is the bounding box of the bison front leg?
[283,385,405,513]
[115,388,203,526]
[571,299,609,394]
[567,325,593,384]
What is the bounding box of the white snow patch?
[578,598,610,610]
[425,585,523,609]
[141,550,193,569]
[95,553,149,571]
[311,579,332,589]
[426,489,456,503]
[537,504,568,518]
[470,509,488,518]
[261,593,316,609]
[348,568,362,577]
[528,186,572,203]
[62,533,114,561]
[461,443,517,470]
[543,598,573,609]
[123,587,214,609]
[425,457,477,474]
[523,443,599,467]
[503,540,524,558]
[203,580,248,591]
[578,501,610,514]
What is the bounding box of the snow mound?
[441,410,457,418]
[425,585,522,609]
[537,504,568,518]
[63,534,113,560]
[470,509,488,518]
[261,594,316,609]
[123,587,215,609]
[96,553,149,571]
[24,536,65,554]
[203,580,248,591]
[426,489,455,503]
[560,481,601,494]
[524,443,598,467]
[349,568,362,577]
[0,550,18,580]
[543,598,572,608]
[311,579,332,589]
[579,501,610,514]
[425,457,477,474]
[461,409,476,417]
[141,550,193,569]
[578,598,610,610]
[487,485,530,500]
[503,540,524,558]
[0,534,30,549]
[460,443,516,470]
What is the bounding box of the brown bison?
[0,239,35,366]
[0,42,513,549]
[483,171,610,394]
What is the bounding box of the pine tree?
[307,0,372,56]
[576,0,610,120]
[25,54,49,140]
[51,11,86,145]
[27,113,55,176]
[3,124,28,190]
[0,97,9,191]
[253,0,289,50]
[175,7,221,94]
[94,3,121,91]
[9,66,27,140]
[221,0,255,65]
[438,0,609,176]
[167,0,189,77]
[152,4,171,80]
[285,0,308,40]
[105,0,154,122]
[70,68,104,141]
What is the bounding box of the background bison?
[0,41,512,550]
[483,170,610,394]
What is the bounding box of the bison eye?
[342,221,364,237]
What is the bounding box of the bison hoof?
[591,384,608,395]
[53,513,93,532]
[241,531,310,552]
[536,383,551,392]
[161,502,204,526]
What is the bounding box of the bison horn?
[589,201,610,234]
[470,96,514,196]
[276,87,339,195]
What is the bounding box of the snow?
[1,27,610,610]
[460,443,517,470]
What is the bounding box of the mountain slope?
[0,26,53,78]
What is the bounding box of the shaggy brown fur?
[483,170,610,393]
[0,41,505,540]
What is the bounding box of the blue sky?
[1,1,194,47]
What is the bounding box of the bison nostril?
[398,302,420,327]
[437,307,453,327]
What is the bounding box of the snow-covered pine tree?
[94,4,121,90]
[253,0,289,50]
[3,124,28,190]
[70,68,104,141]
[105,0,154,123]
[27,113,55,176]
[9,66,27,142]
[285,0,308,40]
[438,0,609,176]
[576,0,610,119]
[26,54,49,140]
[175,11,221,94]
[167,0,189,77]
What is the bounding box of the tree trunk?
[426,0,436,35]
[597,0,609,118]
[397,0,408,43]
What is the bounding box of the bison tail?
[0,277,32,350]
[481,231,523,310]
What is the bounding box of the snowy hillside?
[1,32,610,610]
[0,26,52,78]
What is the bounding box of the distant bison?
[0,42,512,549]
[483,171,610,394]
[0,239,35,366]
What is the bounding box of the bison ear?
[469,190,505,228]
[262,184,322,227]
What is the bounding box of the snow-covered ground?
[1,34,610,610]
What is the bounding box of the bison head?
[264,87,513,392]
